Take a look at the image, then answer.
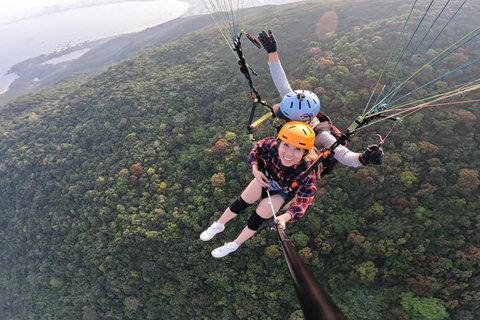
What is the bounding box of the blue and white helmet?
[275,90,321,121]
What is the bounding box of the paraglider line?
[364,0,419,115]
[377,0,436,107]
[419,0,466,59]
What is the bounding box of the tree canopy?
[1,0,479,319]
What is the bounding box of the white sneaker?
[211,242,239,258]
[199,221,225,241]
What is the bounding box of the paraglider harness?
[253,112,348,210]
[233,32,355,179]
[233,31,358,208]
[233,32,393,207]
[310,113,347,177]
[254,141,309,210]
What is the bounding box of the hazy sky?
[1,0,124,24]
[1,0,309,25]
[0,0,190,93]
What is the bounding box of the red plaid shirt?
[249,137,317,222]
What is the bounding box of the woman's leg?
[211,194,286,258]
[202,179,266,243]
[218,179,263,224]
[234,194,285,245]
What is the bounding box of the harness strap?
[233,32,282,145]
[256,143,309,194]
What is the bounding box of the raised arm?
[258,30,292,97]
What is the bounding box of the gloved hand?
[359,144,384,166]
[258,29,277,54]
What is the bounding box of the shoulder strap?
[314,113,347,147]
[313,113,333,133]
[255,141,278,176]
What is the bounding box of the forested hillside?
[1,0,479,319]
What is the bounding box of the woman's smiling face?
[277,140,305,167]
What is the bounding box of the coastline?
[0,0,308,100]
[0,0,190,95]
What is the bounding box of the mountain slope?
[1,0,479,319]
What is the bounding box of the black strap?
[233,33,279,144]
[290,119,363,189]
[233,33,259,101]
[291,113,396,188]
[276,227,347,320]
[256,143,309,195]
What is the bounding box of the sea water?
[0,0,189,93]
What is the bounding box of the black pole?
[277,228,346,320]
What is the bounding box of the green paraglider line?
[201,0,243,49]
[377,29,480,110]
[366,0,480,118]
[358,79,480,143]
[363,0,419,115]
[371,0,436,111]
[389,78,480,111]
[369,79,480,115]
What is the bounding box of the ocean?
[0,0,189,93]
[0,0,308,94]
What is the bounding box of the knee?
[247,211,268,231]
[229,196,252,214]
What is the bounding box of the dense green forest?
[1,0,479,319]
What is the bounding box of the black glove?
[258,29,277,54]
[359,144,384,166]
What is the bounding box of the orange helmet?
[277,121,315,151]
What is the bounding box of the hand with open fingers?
[258,29,277,54]
[252,166,270,188]
[275,213,291,230]
[359,144,384,166]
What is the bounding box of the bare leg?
[234,194,285,245]
[240,179,265,204]
[233,226,256,245]
[218,179,263,225]
[217,208,237,225]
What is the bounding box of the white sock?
[228,241,239,249]
[215,221,224,228]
